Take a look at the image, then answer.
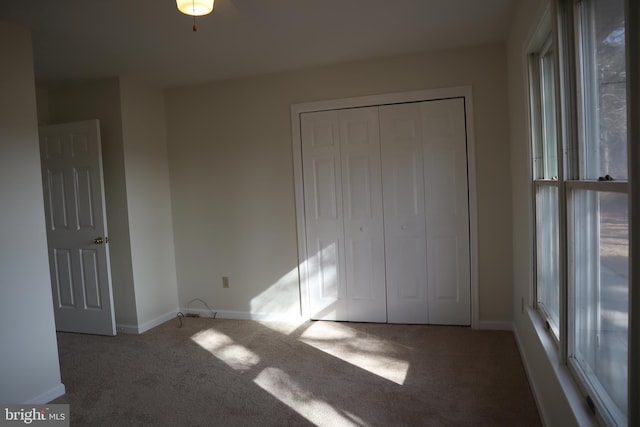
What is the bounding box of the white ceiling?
[0,0,517,88]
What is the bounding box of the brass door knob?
[94,237,105,245]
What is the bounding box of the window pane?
[572,190,628,423]
[580,0,627,180]
[536,184,559,333]
[541,49,558,179]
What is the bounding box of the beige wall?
[166,44,514,322]
[0,21,64,403]
[47,78,139,327]
[119,78,179,327]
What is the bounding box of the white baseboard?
[180,309,507,327]
[116,323,138,334]
[180,307,303,322]
[118,309,303,333]
[137,310,180,334]
[25,383,66,404]
[478,320,514,330]
[117,310,181,334]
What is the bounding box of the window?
[569,0,628,424]
[530,34,561,338]
[569,189,628,424]
[529,1,630,425]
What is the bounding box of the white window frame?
[627,0,640,425]
[528,7,565,346]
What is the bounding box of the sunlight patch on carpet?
[298,322,410,385]
[258,319,306,335]
[254,367,367,427]
[191,328,260,371]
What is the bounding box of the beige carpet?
[52,318,541,426]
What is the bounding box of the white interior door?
[381,99,471,325]
[302,107,386,322]
[301,110,347,321]
[421,99,471,325]
[339,107,386,322]
[39,119,116,336]
[380,103,429,323]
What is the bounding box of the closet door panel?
[302,111,347,320]
[421,98,471,325]
[340,107,386,322]
[380,104,429,324]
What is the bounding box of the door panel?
[422,99,471,325]
[340,107,386,322]
[312,157,340,220]
[302,107,386,322]
[54,249,75,307]
[389,238,422,298]
[380,104,429,324]
[345,155,373,218]
[40,119,116,335]
[302,111,347,320]
[425,149,457,216]
[429,236,459,300]
[80,249,102,309]
[46,169,69,229]
[74,167,96,229]
[348,239,374,300]
[381,98,471,325]
[317,239,341,299]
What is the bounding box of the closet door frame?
[291,86,479,328]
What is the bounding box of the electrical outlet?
[222,276,229,288]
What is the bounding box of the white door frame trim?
[291,86,480,328]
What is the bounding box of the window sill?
[520,307,599,427]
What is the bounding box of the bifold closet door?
[301,107,386,322]
[381,98,471,325]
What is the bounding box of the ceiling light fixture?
[176,0,214,32]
